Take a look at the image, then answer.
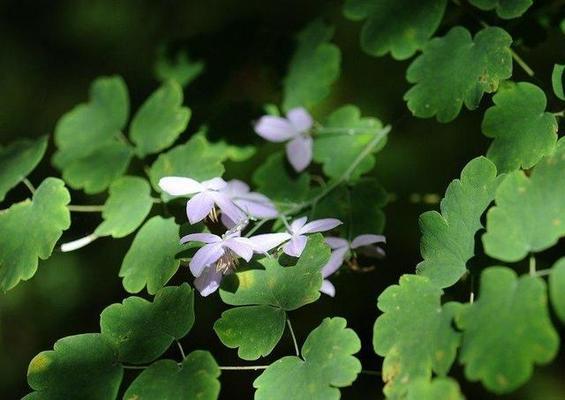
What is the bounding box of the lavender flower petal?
[320,279,336,297]
[283,235,308,257]
[249,232,292,253]
[287,108,313,132]
[255,116,297,142]
[290,216,308,233]
[286,134,313,172]
[350,234,386,249]
[234,196,278,219]
[180,232,221,244]
[222,179,250,196]
[194,266,224,297]
[224,237,254,262]
[209,191,245,224]
[321,246,349,278]
[325,236,349,250]
[186,192,215,224]
[201,177,227,191]
[189,244,224,277]
[159,177,204,196]
[300,218,342,234]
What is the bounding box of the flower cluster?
[158,108,385,297]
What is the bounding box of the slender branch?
[176,340,186,360]
[60,233,99,252]
[510,48,534,77]
[534,269,552,277]
[22,178,36,195]
[529,255,536,276]
[219,365,270,371]
[67,204,105,212]
[245,218,270,237]
[286,318,300,357]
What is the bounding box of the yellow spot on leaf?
[29,353,52,374]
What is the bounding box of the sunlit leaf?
[123,351,220,400]
[253,317,361,400]
[100,284,194,364]
[0,136,47,202]
[119,216,182,294]
[0,178,70,291]
[405,27,512,122]
[457,267,558,394]
[283,19,340,111]
[483,82,557,172]
[155,49,205,88]
[549,257,565,324]
[343,0,447,60]
[95,176,153,238]
[53,76,132,193]
[483,141,565,262]
[130,81,191,157]
[469,0,533,19]
[25,333,123,400]
[373,274,462,398]
[552,64,565,100]
[405,377,464,400]
[417,157,501,288]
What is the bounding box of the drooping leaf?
[313,105,388,181]
[483,142,565,262]
[0,136,47,202]
[119,216,182,294]
[552,64,565,100]
[469,0,533,19]
[253,152,311,212]
[549,257,565,324]
[220,234,330,310]
[154,49,205,88]
[417,157,501,288]
[53,76,132,193]
[95,176,153,238]
[214,305,286,360]
[373,274,462,398]
[343,0,447,60]
[405,27,512,122]
[283,19,340,111]
[149,134,225,193]
[130,81,191,156]
[253,317,361,400]
[123,351,220,400]
[405,377,465,400]
[100,284,194,364]
[482,82,558,172]
[0,178,70,291]
[25,333,123,400]
[457,267,559,394]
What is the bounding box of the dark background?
[0,0,564,398]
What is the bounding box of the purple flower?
[320,234,386,297]
[250,216,342,257]
[219,180,278,227]
[254,107,313,172]
[159,177,244,225]
[181,231,254,296]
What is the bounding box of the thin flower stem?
[219,365,270,371]
[534,269,552,277]
[510,48,535,77]
[67,205,105,212]
[22,178,36,194]
[286,318,300,357]
[529,255,536,276]
[554,110,564,117]
[60,233,99,252]
[123,365,149,370]
[176,340,186,360]
[245,218,270,237]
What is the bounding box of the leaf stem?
[510,48,534,77]
[219,365,270,371]
[176,340,186,360]
[67,204,105,212]
[286,318,300,357]
[529,255,536,276]
[22,178,36,195]
[534,269,552,277]
[123,365,149,370]
[60,233,99,252]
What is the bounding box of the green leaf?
[405,26,513,122]
[469,0,533,19]
[373,274,462,398]
[155,49,205,88]
[457,267,558,394]
[0,178,70,291]
[53,76,132,193]
[417,157,501,288]
[205,138,256,162]
[552,64,565,100]
[483,82,558,172]
[100,284,194,364]
[149,134,225,194]
[119,216,182,294]
[283,19,340,111]
[130,81,191,157]
[343,0,447,60]
[214,305,286,360]
[406,377,464,400]
[549,257,565,324]
[123,351,220,400]
[253,152,311,212]
[313,178,387,237]
[25,333,123,400]
[220,234,329,310]
[483,142,565,262]
[254,317,361,400]
[313,105,387,181]
[95,176,153,238]
[0,136,47,202]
